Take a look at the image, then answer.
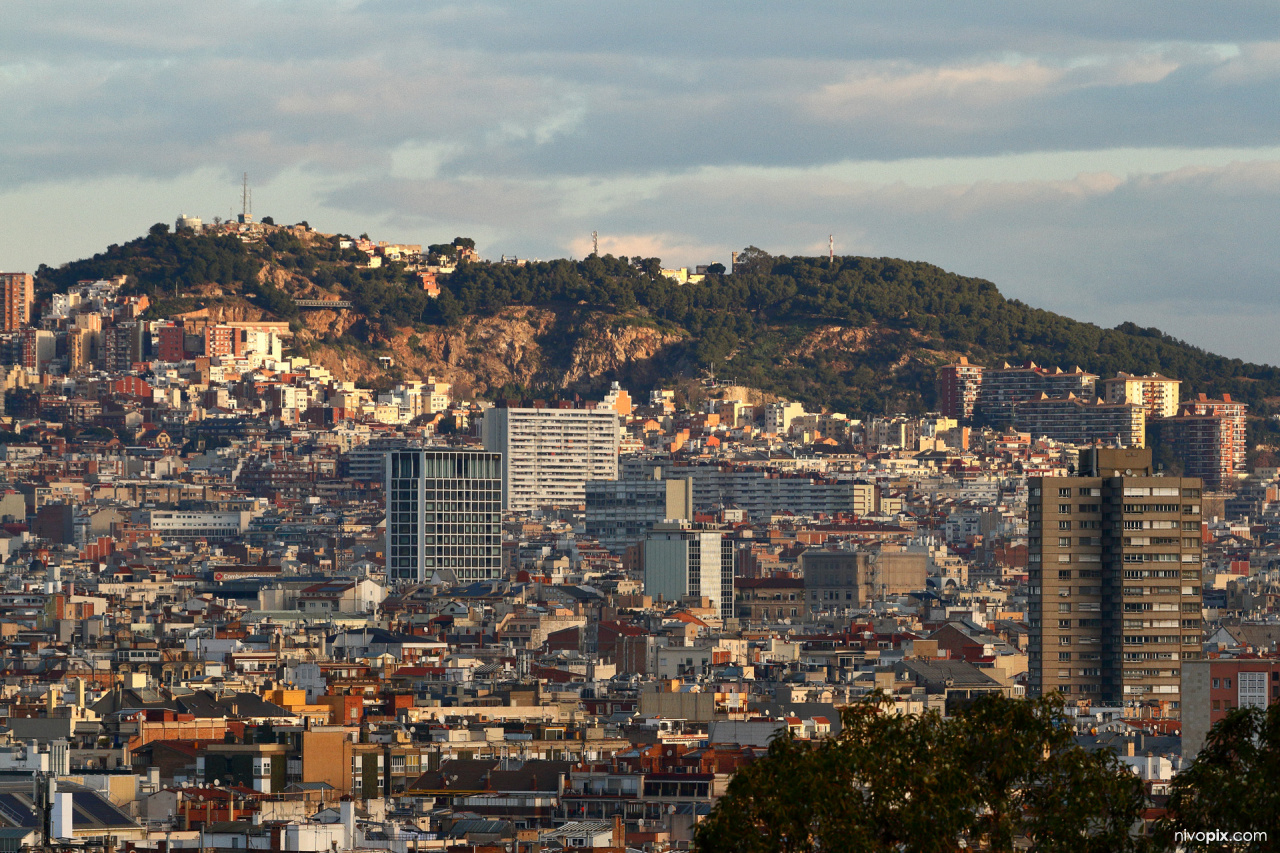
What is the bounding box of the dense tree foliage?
[37,225,262,301]
[694,693,1148,853]
[1156,703,1280,852]
[33,232,1280,419]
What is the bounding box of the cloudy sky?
[3,2,1280,362]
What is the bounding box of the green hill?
[33,226,1280,436]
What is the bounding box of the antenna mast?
[591,231,599,256]
[829,234,834,261]
[242,173,249,219]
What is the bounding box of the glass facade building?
[386,449,503,583]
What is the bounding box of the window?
[1059,521,1072,530]
[1058,537,1071,547]
[1059,504,1071,514]
[1058,488,1072,497]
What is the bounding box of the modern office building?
[1027,447,1203,717]
[936,356,985,421]
[385,448,502,584]
[0,273,34,332]
[1012,394,1145,447]
[976,361,1097,426]
[1101,372,1182,419]
[585,471,693,554]
[481,404,619,511]
[642,522,734,620]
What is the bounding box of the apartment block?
[0,273,34,332]
[386,448,502,583]
[482,404,619,511]
[1102,372,1181,419]
[936,356,984,421]
[1162,394,1247,490]
[642,522,734,620]
[1028,447,1203,717]
[1181,658,1280,758]
[585,471,693,554]
[976,361,1097,426]
[1013,393,1145,447]
[619,459,878,520]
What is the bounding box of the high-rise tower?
[1028,447,1202,718]
[386,448,502,584]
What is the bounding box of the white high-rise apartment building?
[482,405,620,511]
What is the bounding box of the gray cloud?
[4,2,1280,363]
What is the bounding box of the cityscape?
[5,4,1280,852]
[0,219,1272,850]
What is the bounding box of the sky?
[3,2,1280,362]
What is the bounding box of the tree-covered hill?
[32,228,1280,425]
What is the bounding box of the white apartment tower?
[482,405,620,511]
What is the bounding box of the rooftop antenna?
[591,231,599,256]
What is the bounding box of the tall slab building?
[386,448,502,584]
[0,272,34,331]
[1028,447,1203,717]
[481,404,619,511]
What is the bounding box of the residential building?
[386,448,503,583]
[643,522,734,620]
[1013,394,1145,447]
[1102,372,1181,419]
[1162,393,1247,490]
[482,404,619,511]
[585,470,692,554]
[1028,447,1203,717]
[976,362,1097,426]
[1181,658,1280,758]
[764,400,806,434]
[619,459,878,520]
[801,547,927,613]
[936,356,984,421]
[0,272,33,331]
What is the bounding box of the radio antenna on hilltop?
[829,234,834,261]
[240,173,253,224]
[591,231,599,256]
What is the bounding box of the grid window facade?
[386,449,502,583]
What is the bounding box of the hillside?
[33,224,1280,430]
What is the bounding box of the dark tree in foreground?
[1156,703,1280,852]
[694,694,1148,853]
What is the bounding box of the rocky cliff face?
[302,306,686,397]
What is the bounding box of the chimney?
[1126,739,1135,757]
[613,814,624,847]
[340,799,356,850]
